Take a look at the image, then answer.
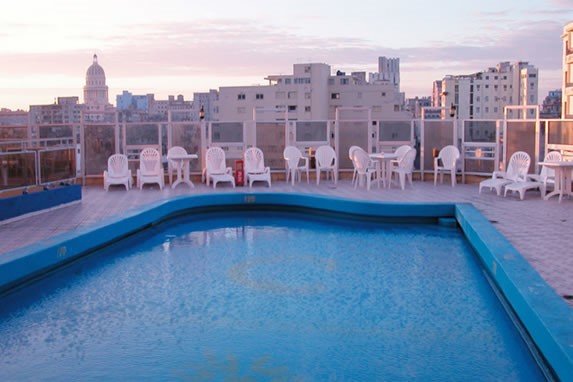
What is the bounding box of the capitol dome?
[85,54,106,85]
[83,54,110,110]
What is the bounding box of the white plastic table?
[168,154,198,189]
[369,152,399,188]
[538,161,573,202]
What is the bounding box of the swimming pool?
[0,193,572,380]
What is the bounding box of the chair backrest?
[398,148,417,171]
[283,146,303,169]
[315,145,336,168]
[394,145,412,161]
[438,145,460,169]
[506,151,530,181]
[244,147,266,173]
[107,154,129,178]
[540,151,562,179]
[167,146,187,167]
[351,148,371,173]
[206,146,227,174]
[139,148,161,176]
[348,145,362,160]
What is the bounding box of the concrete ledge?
[0,184,81,222]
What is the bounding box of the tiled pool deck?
[1,178,572,307]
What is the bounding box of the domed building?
[83,54,112,120]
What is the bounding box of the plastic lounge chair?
[136,148,164,190]
[479,151,530,196]
[244,147,271,188]
[527,151,562,197]
[103,153,132,191]
[352,148,379,190]
[283,146,309,185]
[205,147,235,188]
[315,145,338,185]
[167,146,188,185]
[390,147,416,190]
[434,145,460,187]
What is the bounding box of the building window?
[494,107,498,113]
[256,93,264,100]
[305,106,311,112]
[485,96,489,102]
[494,85,498,90]
[485,107,489,113]
[285,78,291,84]
[394,105,400,112]
[276,91,285,99]
[331,93,340,99]
[485,76,489,80]
[288,105,297,111]
[328,79,335,85]
[494,76,498,80]
[476,96,480,102]
[304,65,311,73]
[304,92,311,99]
[237,94,246,100]
[340,78,349,85]
[288,91,297,99]
[485,85,489,89]
[476,107,480,113]
[529,73,537,78]
[381,92,386,97]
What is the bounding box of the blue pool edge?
[1,192,572,380]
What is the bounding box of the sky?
[1,0,572,110]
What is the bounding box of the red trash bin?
[234,159,244,186]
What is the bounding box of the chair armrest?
[433,157,439,169]
[225,167,233,175]
[491,171,506,179]
[527,174,541,182]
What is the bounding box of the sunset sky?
[1,0,572,110]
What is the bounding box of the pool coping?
[0,192,572,380]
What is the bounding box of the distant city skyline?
[1,0,572,110]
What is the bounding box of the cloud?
[0,16,566,102]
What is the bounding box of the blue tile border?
[0,193,571,380]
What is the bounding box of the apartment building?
[435,61,539,120]
[208,61,409,122]
[29,97,82,124]
[563,20,573,118]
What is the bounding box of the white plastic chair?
[352,148,378,190]
[283,146,309,185]
[479,151,530,196]
[348,145,362,186]
[390,148,416,190]
[391,144,412,169]
[315,145,338,185]
[205,146,234,188]
[167,146,188,185]
[434,145,460,187]
[136,148,164,190]
[103,154,132,191]
[244,147,271,188]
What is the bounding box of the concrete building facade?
[563,20,573,118]
[208,61,409,122]
[435,61,539,120]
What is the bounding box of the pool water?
[0,211,545,381]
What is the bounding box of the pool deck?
[1,178,572,308]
